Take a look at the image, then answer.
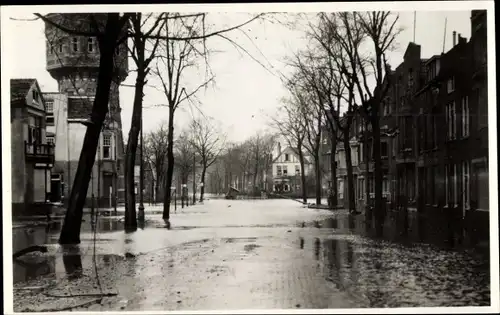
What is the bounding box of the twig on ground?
[25,298,103,312]
[44,292,117,298]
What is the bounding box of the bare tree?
[286,70,324,205]
[300,12,368,213]
[124,13,166,231]
[174,129,196,192]
[145,121,169,204]
[36,13,132,244]
[338,12,400,232]
[269,96,308,203]
[188,117,226,202]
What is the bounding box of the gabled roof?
[272,145,311,164]
[11,79,36,101]
[11,78,47,110]
[403,42,421,60]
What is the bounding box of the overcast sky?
[2,2,487,143]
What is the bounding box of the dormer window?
[32,90,39,102]
[71,37,79,52]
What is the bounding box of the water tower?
[44,13,128,206]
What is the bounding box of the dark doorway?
[103,173,114,208]
[50,175,61,202]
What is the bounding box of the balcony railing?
[25,141,55,164]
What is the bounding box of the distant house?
[11,79,54,216]
[271,141,312,193]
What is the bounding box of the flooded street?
[12,199,490,311]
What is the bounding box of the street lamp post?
[138,109,145,221]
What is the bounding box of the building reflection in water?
[13,256,56,284]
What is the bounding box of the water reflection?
[13,256,55,283]
[313,238,321,260]
[61,245,83,280]
[299,237,304,249]
[317,235,489,307]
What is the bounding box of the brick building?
[331,10,489,226]
[43,13,128,207]
[10,79,54,216]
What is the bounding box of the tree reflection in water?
[61,245,83,280]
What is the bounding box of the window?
[408,68,414,88]
[47,136,55,145]
[284,184,289,192]
[45,101,54,113]
[32,90,39,102]
[58,41,63,53]
[46,117,54,125]
[276,165,282,176]
[295,165,300,175]
[462,96,470,138]
[447,77,455,93]
[453,164,458,207]
[88,37,95,52]
[446,102,457,140]
[71,37,79,52]
[338,179,344,199]
[283,166,288,176]
[28,117,43,144]
[284,153,290,162]
[382,178,389,194]
[462,161,470,210]
[445,165,449,205]
[102,134,112,159]
[381,142,388,158]
[432,112,438,148]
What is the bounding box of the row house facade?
[332,11,489,223]
[11,79,54,216]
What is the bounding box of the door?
[103,174,113,208]
[50,177,61,202]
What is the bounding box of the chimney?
[452,31,457,46]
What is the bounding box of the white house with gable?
[271,140,312,192]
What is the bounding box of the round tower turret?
[44,13,129,94]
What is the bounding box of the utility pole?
[138,108,145,221]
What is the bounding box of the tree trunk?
[163,107,175,221]
[124,69,146,231]
[297,144,307,204]
[314,155,321,205]
[330,133,337,206]
[343,134,356,213]
[200,164,207,202]
[371,116,384,236]
[58,14,124,245]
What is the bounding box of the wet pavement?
[12,199,491,311]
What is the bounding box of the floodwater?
[11,199,491,310]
